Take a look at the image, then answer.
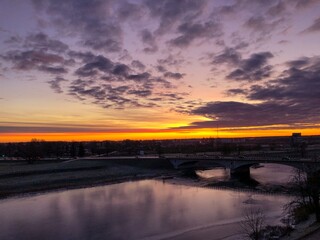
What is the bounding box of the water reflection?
[197,164,295,186]
[196,167,229,181]
[251,164,294,185]
[0,180,290,240]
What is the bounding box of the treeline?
[0,138,265,160]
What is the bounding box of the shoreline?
[0,159,176,200]
[0,160,296,200]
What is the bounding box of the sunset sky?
[1,0,320,142]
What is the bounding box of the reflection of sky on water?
[198,164,295,186]
[0,180,290,240]
[250,164,294,185]
[196,168,229,181]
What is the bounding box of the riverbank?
[280,215,320,240]
[1,159,299,200]
[0,158,176,199]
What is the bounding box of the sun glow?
[1,127,319,142]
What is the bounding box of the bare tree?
[240,208,266,240]
[287,160,320,222]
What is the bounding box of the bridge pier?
[230,166,250,179]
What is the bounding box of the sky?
[0,0,320,142]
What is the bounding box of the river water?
[0,164,294,240]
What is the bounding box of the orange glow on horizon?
[1,128,319,142]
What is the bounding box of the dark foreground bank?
[0,158,176,199]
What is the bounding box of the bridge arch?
[169,157,320,178]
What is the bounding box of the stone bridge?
[169,156,320,178]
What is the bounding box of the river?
[0,164,294,240]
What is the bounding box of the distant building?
[291,133,303,147]
[292,133,302,138]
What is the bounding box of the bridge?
[168,155,320,178]
[40,154,320,178]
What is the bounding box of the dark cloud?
[247,57,320,103]
[211,47,241,66]
[112,64,131,77]
[228,52,273,81]
[226,88,247,96]
[163,71,185,80]
[4,36,22,45]
[218,5,236,15]
[157,54,185,68]
[286,57,310,68]
[186,55,320,129]
[156,65,167,73]
[33,0,123,52]
[131,60,146,71]
[212,50,274,81]
[267,1,287,16]
[169,20,222,47]
[144,0,208,35]
[73,53,153,84]
[140,29,158,53]
[127,89,152,97]
[244,16,284,34]
[68,51,96,63]
[294,0,320,9]
[157,93,185,101]
[65,51,186,109]
[2,50,68,74]
[38,65,68,74]
[302,16,320,33]
[227,65,273,81]
[47,76,67,93]
[75,55,114,77]
[187,100,319,129]
[25,32,69,53]
[127,72,151,81]
[68,81,159,109]
[278,40,289,44]
[116,1,142,21]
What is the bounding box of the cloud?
[190,101,294,127]
[38,65,68,74]
[169,20,222,47]
[294,0,320,9]
[187,99,319,129]
[157,54,185,68]
[74,55,114,77]
[140,29,158,53]
[211,49,274,81]
[163,71,185,80]
[116,1,143,21]
[186,55,320,129]
[112,64,131,77]
[47,76,67,93]
[247,56,320,103]
[66,51,187,109]
[302,16,320,33]
[211,47,241,66]
[33,0,123,52]
[244,16,284,35]
[24,32,69,53]
[144,0,208,35]
[131,60,146,71]
[127,89,152,97]
[267,1,287,16]
[228,52,273,81]
[2,50,68,74]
